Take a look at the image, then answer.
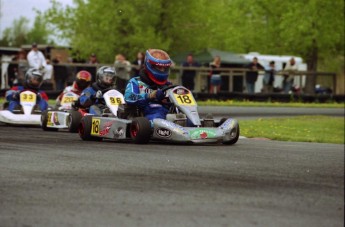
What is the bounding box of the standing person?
[16,50,28,85]
[282,57,298,93]
[41,58,54,90]
[181,54,200,91]
[114,54,131,93]
[5,68,49,112]
[88,53,99,64]
[209,56,222,94]
[26,43,47,71]
[124,49,173,121]
[245,57,264,94]
[52,54,68,91]
[131,51,145,78]
[7,56,19,87]
[263,61,276,93]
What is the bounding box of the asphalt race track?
[0,122,343,227]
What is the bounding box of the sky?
[0,0,74,41]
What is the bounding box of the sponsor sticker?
[155,128,172,138]
[47,111,54,126]
[190,128,217,139]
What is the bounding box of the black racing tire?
[130,117,151,144]
[78,115,102,141]
[68,110,82,133]
[41,110,58,131]
[223,124,240,145]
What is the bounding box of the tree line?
[1,0,344,92]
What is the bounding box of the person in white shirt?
[26,43,47,71]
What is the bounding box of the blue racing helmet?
[144,49,172,86]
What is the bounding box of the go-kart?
[0,90,43,125]
[79,85,240,145]
[40,91,84,132]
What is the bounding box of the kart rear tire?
[223,125,240,145]
[130,117,151,144]
[41,110,58,131]
[68,110,82,133]
[78,115,102,141]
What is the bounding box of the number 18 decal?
[91,118,100,135]
[174,94,196,105]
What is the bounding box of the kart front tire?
[41,110,58,131]
[223,125,240,145]
[130,117,151,144]
[68,110,82,133]
[78,115,102,141]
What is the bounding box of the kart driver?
[55,70,92,106]
[124,49,172,121]
[5,68,49,112]
[78,66,117,115]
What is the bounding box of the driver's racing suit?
[5,86,49,112]
[124,76,171,121]
[79,82,109,115]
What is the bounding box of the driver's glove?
[36,93,42,101]
[12,91,20,100]
[149,89,165,101]
[95,90,103,99]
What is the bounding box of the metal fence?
[1,61,338,94]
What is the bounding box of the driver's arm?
[124,79,151,107]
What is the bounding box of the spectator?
[52,54,68,91]
[131,51,145,78]
[282,57,298,93]
[114,54,131,93]
[88,53,99,64]
[41,58,54,90]
[66,57,76,86]
[181,54,200,91]
[16,50,28,86]
[27,43,47,71]
[263,61,276,93]
[209,56,222,94]
[7,56,19,87]
[83,53,98,81]
[245,57,264,94]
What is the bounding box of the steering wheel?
[161,84,179,93]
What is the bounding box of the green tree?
[0,17,30,47]
[42,0,344,94]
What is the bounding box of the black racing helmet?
[25,68,43,89]
[96,66,117,89]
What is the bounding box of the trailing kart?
[40,91,84,132]
[79,85,240,145]
[0,90,42,125]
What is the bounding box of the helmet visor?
[30,74,43,87]
[102,73,115,85]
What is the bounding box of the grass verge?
[239,115,344,144]
[198,100,344,108]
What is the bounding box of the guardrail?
[1,61,338,94]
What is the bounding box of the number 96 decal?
[108,97,123,106]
